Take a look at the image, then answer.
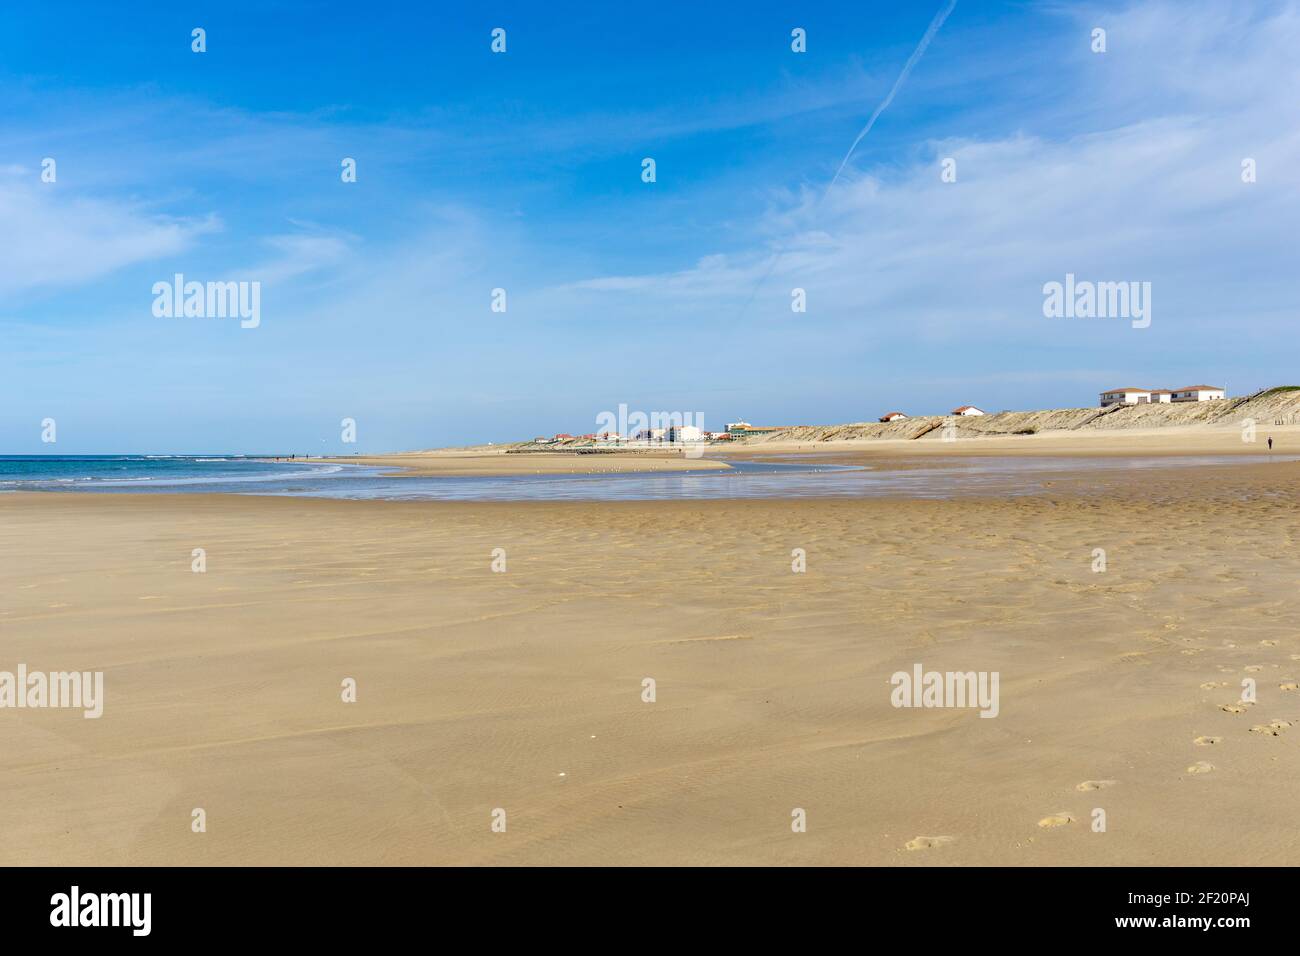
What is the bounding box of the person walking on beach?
[1268,437,1273,450]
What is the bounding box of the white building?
[1148,389,1172,403]
[951,405,985,416]
[1170,385,1225,402]
[1099,387,1151,407]
[879,412,908,422]
[635,427,668,441]
[667,424,703,442]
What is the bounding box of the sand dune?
[732,387,1300,447]
[2,457,1298,865]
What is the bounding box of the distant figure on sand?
[1267,437,1273,450]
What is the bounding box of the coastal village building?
[666,425,703,442]
[879,412,908,422]
[951,406,985,416]
[1100,388,1151,407]
[1099,385,1224,407]
[1170,385,1226,402]
[726,421,782,437]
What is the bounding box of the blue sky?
[3,0,1298,453]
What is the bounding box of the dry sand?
[2,450,1298,865]
[718,421,1300,460]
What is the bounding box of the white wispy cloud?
[551,0,1300,349]
[0,166,216,296]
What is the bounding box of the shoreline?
[316,450,731,477]
[7,439,1296,502]
[317,423,1297,479]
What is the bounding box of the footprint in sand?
[1193,735,1223,746]
[1186,761,1215,774]
[1260,640,1279,647]
[1249,720,1291,737]
[904,835,955,851]
[1076,780,1117,791]
[1243,665,1263,673]
[1037,812,1075,828]
[1280,681,1297,692]
[1200,681,1227,690]
[1220,702,1254,714]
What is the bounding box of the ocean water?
[0,456,346,492]
[0,454,1288,501]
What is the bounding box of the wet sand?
[322,448,728,477]
[1,456,1298,865]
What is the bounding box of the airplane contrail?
[733,0,958,319]
[825,0,958,197]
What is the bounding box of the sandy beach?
[3,441,1298,866]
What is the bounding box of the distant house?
[951,405,985,416]
[667,425,703,442]
[726,422,782,437]
[1148,389,1172,403]
[1100,387,1151,407]
[879,412,908,422]
[1170,385,1226,402]
[553,433,574,441]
